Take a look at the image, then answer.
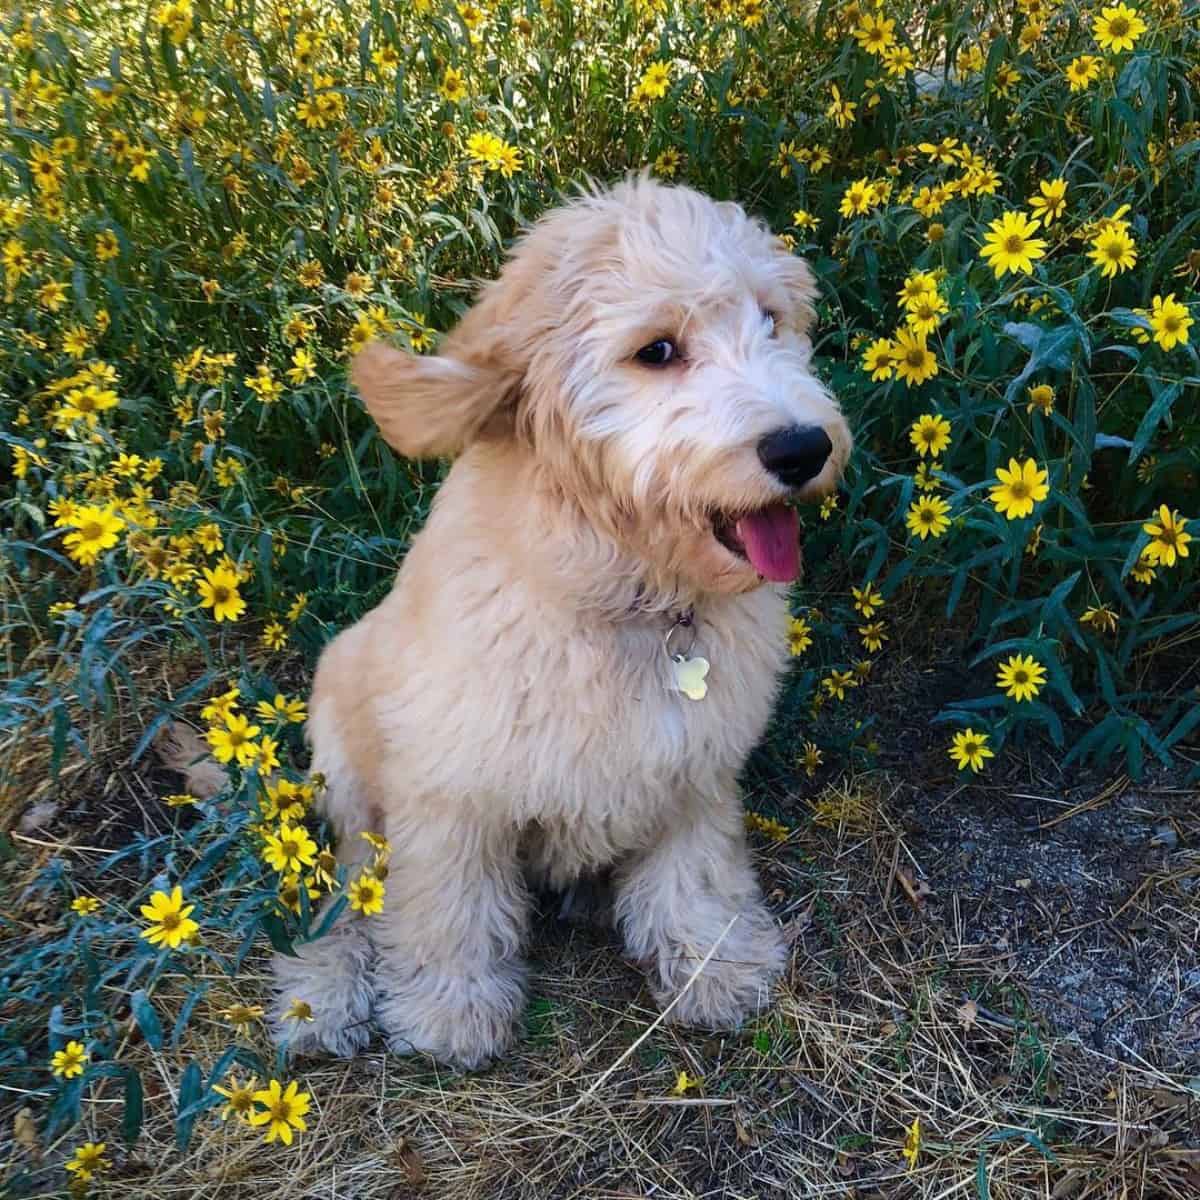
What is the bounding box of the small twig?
[882,837,900,909]
[1111,1039,1192,1091]
[629,1097,737,1107]
[565,912,740,1113]
[1038,774,1127,830]
[11,832,114,855]
[787,1072,840,1114]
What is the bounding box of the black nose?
[757,426,833,487]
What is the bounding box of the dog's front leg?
[614,785,786,1029]
[372,808,529,1070]
[269,828,376,1059]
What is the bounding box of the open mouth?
[712,502,801,583]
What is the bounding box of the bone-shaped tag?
[671,654,710,701]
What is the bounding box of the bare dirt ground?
[4,646,1199,1199]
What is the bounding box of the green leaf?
[129,988,164,1049]
[982,1126,1059,1164]
[1124,720,1144,780]
[260,909,298,957]
[1044,595,1086,653]
[182,832,239,892]
[130,672,218,763]
[1063,712,1123,769]
[123,1068,144,1144]
[307,894,349,940]
[170,984,209,1050]
[1132,614,1200,647]
[1116,53,1154,105]
[1162,703,1200,751]
[981,36,1009,102]
[1010,699,1064,747]
[1128,376,1181,463]
[45,1078,85,1138]
[947,565,970,617]
[1001,322,1078,408]
[175,1062,204,1151]
[358,19,372,73]
[178,138,207,208]
[1094,649,1120,710]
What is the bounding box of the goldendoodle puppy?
[270,176,852,1068]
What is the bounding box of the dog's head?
[354,177,851,597]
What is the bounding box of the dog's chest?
[506,589,790,834]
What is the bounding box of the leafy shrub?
[0,0,1196,1185]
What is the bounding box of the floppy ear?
[351,340,518,460]
[777,251,820,334]
[352,218,563,459]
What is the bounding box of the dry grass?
[7,749,1198,1200]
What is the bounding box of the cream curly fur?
[270,177,851,1068]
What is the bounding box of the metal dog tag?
[664,608,708,700]
[670,654,710,701]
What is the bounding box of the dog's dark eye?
[635,339,678,366]
[763,309,779,335]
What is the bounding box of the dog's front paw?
[374,957,527,1070]
[269,924,375,1058]
[656,905,787,1029]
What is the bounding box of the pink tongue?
[735,505,801,582]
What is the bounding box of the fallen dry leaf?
[956,999,978,1030]
[156,721,226,800]
[733,1103,758,1147]
[13,1108,38,1155]
[1050,1168,1087,1199]
[782,903,814,943]
[1148,1087,1187,1110]
[390,1137,426,1189]
[895,866,933,912]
